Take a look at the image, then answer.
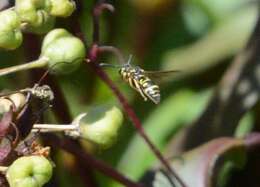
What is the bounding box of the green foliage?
[182,0,248,35]
[113,89,211,185]
[235,112,254,138]
[163,4,257,77]
[0,0,258,186]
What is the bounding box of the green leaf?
[112,89,211,186]
[235,112,254,138]
[162,5,258,80]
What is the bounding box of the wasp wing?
[144,69,180,76]
[144,70,180,84]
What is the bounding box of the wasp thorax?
[31,85,54,102]
[119,67,126,74]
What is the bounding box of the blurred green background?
[0,0,258,186]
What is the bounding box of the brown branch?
[72,1,187,186]
[92,2,114,43]
[86,55,186,187]
[98,45,125,64]
[44,134,143,187]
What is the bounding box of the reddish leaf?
[0,138,13,165]
[0,111,13,138]
[146,137,247,187]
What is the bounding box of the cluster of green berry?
[0,0,86,75]
[0,0,75,49]
[1,105,123,187]
[0,1,124,187]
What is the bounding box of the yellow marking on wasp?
[119,65,161,104]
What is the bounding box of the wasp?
[100,56,179,104]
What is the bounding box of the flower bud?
[15,0,51,26]
[79,106,123,149]
[0,9,22,50]
[50,0,76,17]
[6,156,53,187]
[0,98,13,114]
[41,28,86,74]
[8,93,27,111]
[25,13,55,34]
[15,0,55,34]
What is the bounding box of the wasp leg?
[133,79,148,101]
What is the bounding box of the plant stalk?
[33,124,76,131]
[0,57,48,77]
[0,166,8,173]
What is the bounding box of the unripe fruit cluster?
[41,29,86,74]
[0,28,86,75]
[0,93,26,114]
[79,106,124,149]
[0,0,76,49]
[6,156,53,187]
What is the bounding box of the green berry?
[50,0,76,17]
[15,0,55,34]
[25,13,55,34]
[15,0,51,26]
[0,9,23,50]
[41,29,86,74]
[80,106,124,149]
[0,98,13,114]
[6,156,53,187]
[41,28,72,50]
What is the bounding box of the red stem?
[45,134,143,187]
[92,2,114,43]
[87,56,186,187]
[80,1,186,186]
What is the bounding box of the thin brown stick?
[93,2,114,43]
[44,134,143,187]
[98,45,125,64]
[72,1,186,186]
[87,59,186,187]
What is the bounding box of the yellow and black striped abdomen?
[138,75,160,104]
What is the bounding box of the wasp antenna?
[99,63,121,68]
[37,69,50,86]
[127,54,133,65]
